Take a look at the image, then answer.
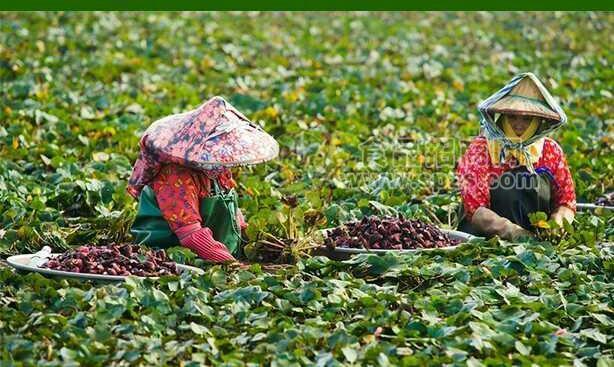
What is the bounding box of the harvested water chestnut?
[41,243,180,277]
[326,216,459,250]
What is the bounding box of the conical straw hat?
[143,96,279,170]
[488,76,561,121]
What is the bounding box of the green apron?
[130,181,242,255]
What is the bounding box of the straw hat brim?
[488,95,561,121]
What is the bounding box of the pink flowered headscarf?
[127,96,279,198]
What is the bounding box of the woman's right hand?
[177,225,235,263]
[502,222,534,241]
[471,207,534,241]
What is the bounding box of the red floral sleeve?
[540,139,576,211]
[151,164,237,232]
[456,137,493,219]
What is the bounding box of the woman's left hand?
[236,208,248,230]
[550,206,575,228]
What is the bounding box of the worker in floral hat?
[456,72,576,240]
[127,96,279,263]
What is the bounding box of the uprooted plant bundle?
[245,231,322,264]
[325,216,460,250]
[43,244,180,277]
[243,195,323,264]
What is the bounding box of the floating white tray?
[323,225,477,255]
[6,253,204,281]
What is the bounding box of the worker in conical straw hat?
[127,96,279,263]
[456,72,576,240]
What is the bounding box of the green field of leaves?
[0,12,613,366]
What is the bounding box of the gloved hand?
[471,207,533,241]
[550,205,575,228]
[236,208,247,230]
[176,224,235,263]
[501,221,534,241]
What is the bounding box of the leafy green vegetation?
[0,12,612,366]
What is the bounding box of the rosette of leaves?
[529,211,573,244]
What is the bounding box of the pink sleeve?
[542,139,576,211]
[127,133,162,199]
[151,164,207,232]
[456,137,493,219]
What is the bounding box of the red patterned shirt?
[456,136,576,219]
[151,164,236,232]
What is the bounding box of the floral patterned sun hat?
[144,96,279,169]
[127,96,279,198]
